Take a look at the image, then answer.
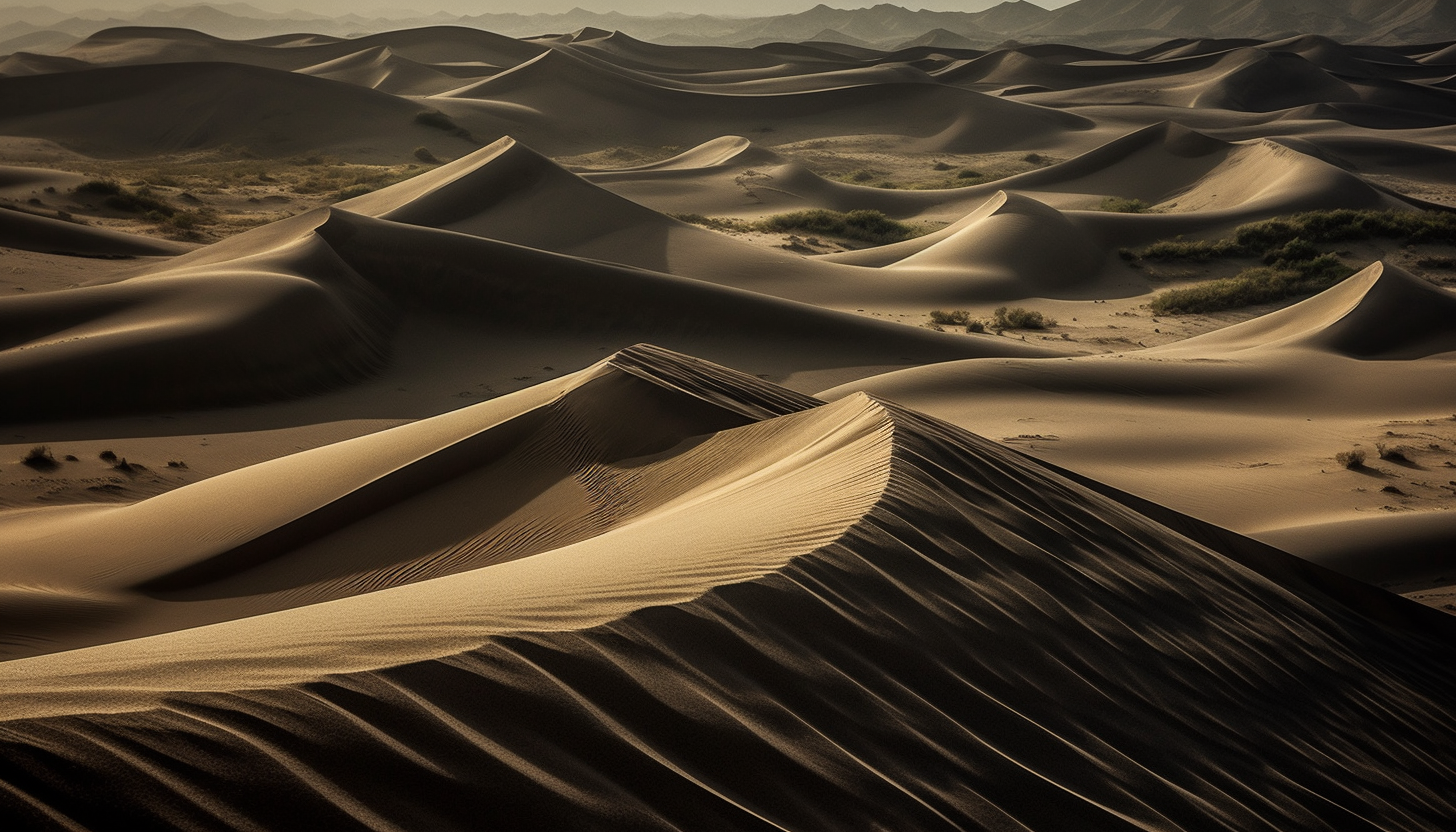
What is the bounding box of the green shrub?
[337,184,373,199]
[1263,237,1320,266]
[677,209,922,244]
[756,209,917,244]
[1138,239,1228,260]
[929,309,972,326]
[1137,210,1456,263]
[1148,256,1353,314]
[992,306,1055,329]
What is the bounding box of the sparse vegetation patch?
[929,309,973,327]
[1139,210,1456,263]
[21,446,58,470]
[1100,197,1152,213]
[1149,256,1353,315]
[77,180,175,216]
[1129,208,1453,314]
[991,306,1056,330]
[757,209,917,244]
[677,209,923,245]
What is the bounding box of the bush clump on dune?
[21,445,58,470]
[927,309,992,334]
[992,306,1056,330]
[1149,255,1352,315]
[929,309,972,327]
[678,209,921,245]
[76,180,175,216]
[1335,449,1366,469]
[1138,209,1456,263]
[756,209,918,244]
[1131,208,1450,314]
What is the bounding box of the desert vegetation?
[927,306,1056,333]
[1099,197,1152,213]
[19,154,437,241]
[677,208,923,245]
[21,445,58,470]
[1335,449,1367,469]
[757,209,918,244]
[1131,209,1456,313]
[1148,256,1352,315]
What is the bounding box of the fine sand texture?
[5,22,1456,830]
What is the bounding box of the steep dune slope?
[0,346,1453,830]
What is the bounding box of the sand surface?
[4,23,1456,830]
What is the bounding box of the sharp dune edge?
[5,17,1456,831]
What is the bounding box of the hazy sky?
[41,0,1081,16]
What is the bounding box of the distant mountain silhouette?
[2,1,1453,53]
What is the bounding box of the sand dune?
[0,208,190,258]
[0,61,482,159]
[825,191,1110,297]
[580,135,987,219]
[827,262,1456,551]
[434,45,1093,154]
[1,346,1454,829]
[6,22,1456,830]
[0,51,90,77]
[297,46,493,97]
[1,190,1043,421]
[1152,261,1456,359]
[57,25,545,73]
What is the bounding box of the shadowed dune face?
[6,21,1456,831]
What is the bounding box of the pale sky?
[40,0,1081,17]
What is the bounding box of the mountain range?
[2,0,1454,54]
